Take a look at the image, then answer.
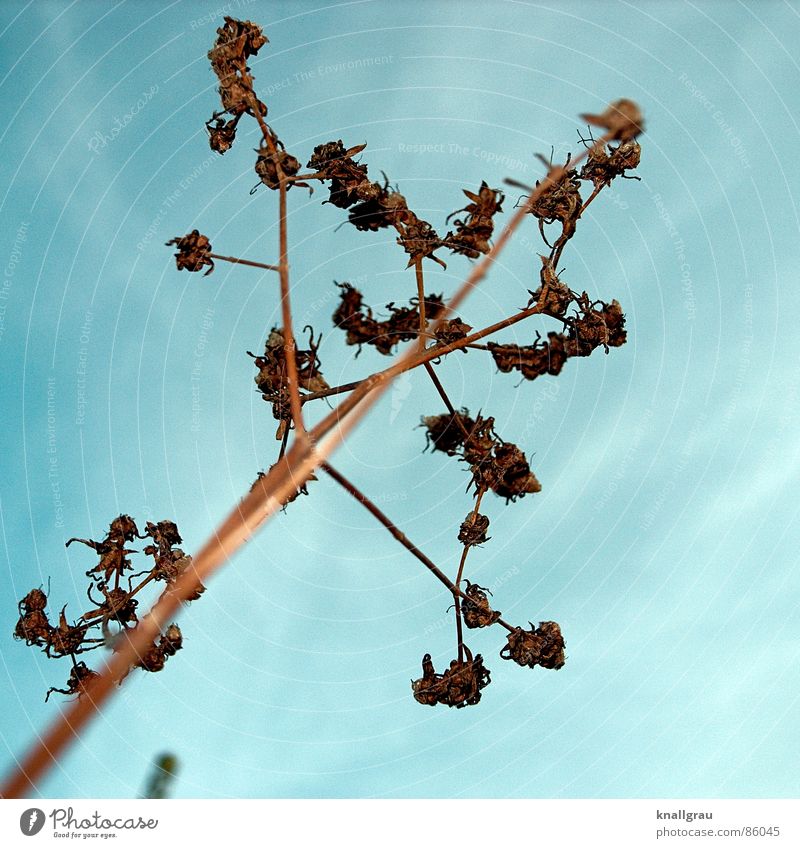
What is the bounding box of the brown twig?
[208,253,280,272]
[453,488,486,662]
[320,463,510,629]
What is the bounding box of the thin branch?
[208,253,280,272]
[414,258,427,353]
[453,488,486,662]
[320,463,511,630]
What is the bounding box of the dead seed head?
[166,230,215,276]
[412,648,491,708]
[501,621,565,670]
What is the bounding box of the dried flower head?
[435,317,473,349]
[422,410,476,456]
[396,214,445,267]
[254,136,302,190]
[445,181,505,258]
[501,621,565,670]
[580,139,642,189]
[165,230,215,276]
[133,624,183,673]
[14,589,52,647]
[461,581,501,629]
[527,256,575,316]
[581,98,644,141]
[45,662,98,702]
[488,331,570,382]
[206,113,240,154]
[567,296,627,356]
[411,647,491,708]
[47,607,90,659]
[333,286,445,355]
[458,511,490,546]
[208,16,268,117]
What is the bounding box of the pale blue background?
[1,0,798,798]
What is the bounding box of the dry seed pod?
[581,98,644,141]
[458,512,490,546]
[527,256,575,316]
[45,662,98,702]
[445,181,505,258]
[208,16,268,117]
[435,318,472,349]
[500,621,565,670]
[134,624,183,673]
[411,647,491,708]
[165,231,215,276]
[206,113,239,154]
[422,410,475,456]
[580,139,642,189]
[14,589,52,647]
[254,138,303,190]
[461,581,501,629]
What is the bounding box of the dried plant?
[14,515,201,702]
[4,14,645,795]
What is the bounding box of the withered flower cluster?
[206,16,268,153]
[580,139,642,189]
[461,581,501,629]
[501,621,565,670]
[149,17,645,712]
[489,287,627,383]
[14,515,197,701]
[445,181,505,258]
[250,326,329,438]
[423,411,540,502]
[254,134,303,190]
[307,140,447,266]
[412,648,491,708]
[332,282,446,355]
[165,230,214,276]
[458,511,490,547]
[528,158,583,257]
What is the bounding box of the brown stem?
[453,488,486,661]
[243,73,306,441]
[277,179,306,440]
[423,362,470,440]
[320,463,511,631]
[208,253,280,272]
[414,258,427,353]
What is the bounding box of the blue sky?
[1,0,798,798]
